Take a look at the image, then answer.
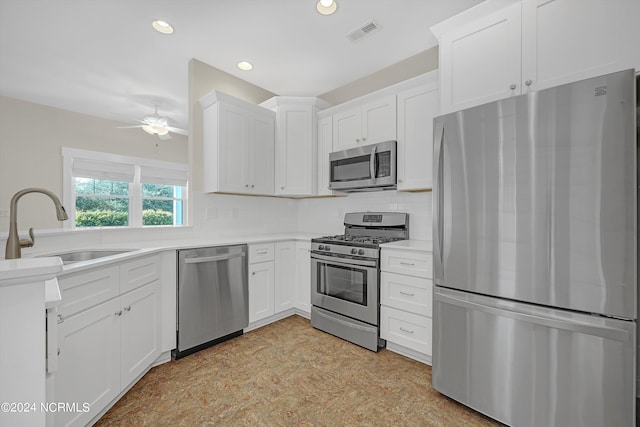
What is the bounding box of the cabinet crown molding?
[260,96,332,111]
[430,0,519,39]
[199,90,274,116]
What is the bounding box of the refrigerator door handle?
[436,289,632,343]
[433,122,445,283]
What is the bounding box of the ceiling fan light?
[316,0,337,15]
[155,127,169,136]
[152,20,174,34]
[142,124,156,135]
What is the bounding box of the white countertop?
[380,239,432,252]
[0,257,63,286]
[26,232,322,275]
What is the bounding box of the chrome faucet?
[5,188,69,259]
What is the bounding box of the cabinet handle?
[57,348,60,356]
[280,186,284,190]
[257,250,268,255]
[399,261,415,266]
[251,184,255,188]
[115,310,123,317]
[399,327,415,334]
[245,184,249,188]
[399,291,415,297]
[124,306,131,312]
[57,314,64,324]
[252,272,256,276]
[356,138,360,142]
[362,137,366,141]
[509,84,517,91]
[525,79,532,86]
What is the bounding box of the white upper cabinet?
[260,97,330,197]
[200,91,275,196]
[433,0,640,114]
[396,72,439,191]
[332,95,397,151]
[436,2,521,114]
[316,115,333,196]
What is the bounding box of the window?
[62,148,188,228]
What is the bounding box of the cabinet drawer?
[380,306,432,356]
[249,243,275,264]
[381,249,432,278]
[58,265,120,317]
[381,272,432,317]
[120,255,161,294]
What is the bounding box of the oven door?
[311,252,379,325]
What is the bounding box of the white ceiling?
[0,0,483,132]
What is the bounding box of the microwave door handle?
[369,146,377,181]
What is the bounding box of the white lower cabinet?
[294,241,311,315]
[380,246,433,364]
[54,255,161,427]
[274,241,295,313]
[249,261,275,323]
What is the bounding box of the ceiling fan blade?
[166,126,188,136]
[117,125,144,129]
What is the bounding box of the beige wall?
[0,96,187,232]
[319,47,439,105]
[188,59,276,194]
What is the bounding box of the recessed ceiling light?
[237,61,253,71]
[152,20,174,35]
[316,0,337,15]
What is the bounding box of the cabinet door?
[332,107,362,151]
[217,101,250,193]
[275,104,315,196]
[120,281,160,386]
[317,115,333,196]
[249,111,275,195]
[521,0,637,93]
[294,241,311,314]
[361,95,397,144]
[274,241,295,313]
[248,261,275,323]
[439,2,521,113]
[397,83,439,191]
[55,299,120,427]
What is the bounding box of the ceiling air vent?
[346,19,382,42]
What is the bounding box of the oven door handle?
[311,253,378,268]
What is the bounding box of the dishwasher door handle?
[184,252,245,264]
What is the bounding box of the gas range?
[311,236,405,258]
[310,212,409,352]
[311,212,410,258]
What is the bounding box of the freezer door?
[433,69,636,319]
[432,286,636,427]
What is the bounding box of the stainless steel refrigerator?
[432,69,637,426]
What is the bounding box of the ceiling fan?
[118,107,187,140]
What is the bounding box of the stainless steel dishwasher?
[174,245,248,359]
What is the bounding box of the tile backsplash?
[2,190,432,255]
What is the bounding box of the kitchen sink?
[39,250,134,264]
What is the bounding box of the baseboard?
[152,351,172,368]
[385,341,432,366]
[245,309,297,332]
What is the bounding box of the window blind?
[72,158,136,182]
[140,165,188,187]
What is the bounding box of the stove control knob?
[325,246,331,251]
[351,248,357,255]
[358,249,365,256]
[318,245,325,250]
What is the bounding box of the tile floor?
[95,315,500,426]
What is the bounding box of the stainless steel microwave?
[329,141,396,192]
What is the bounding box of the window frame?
[62,147,188,229]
